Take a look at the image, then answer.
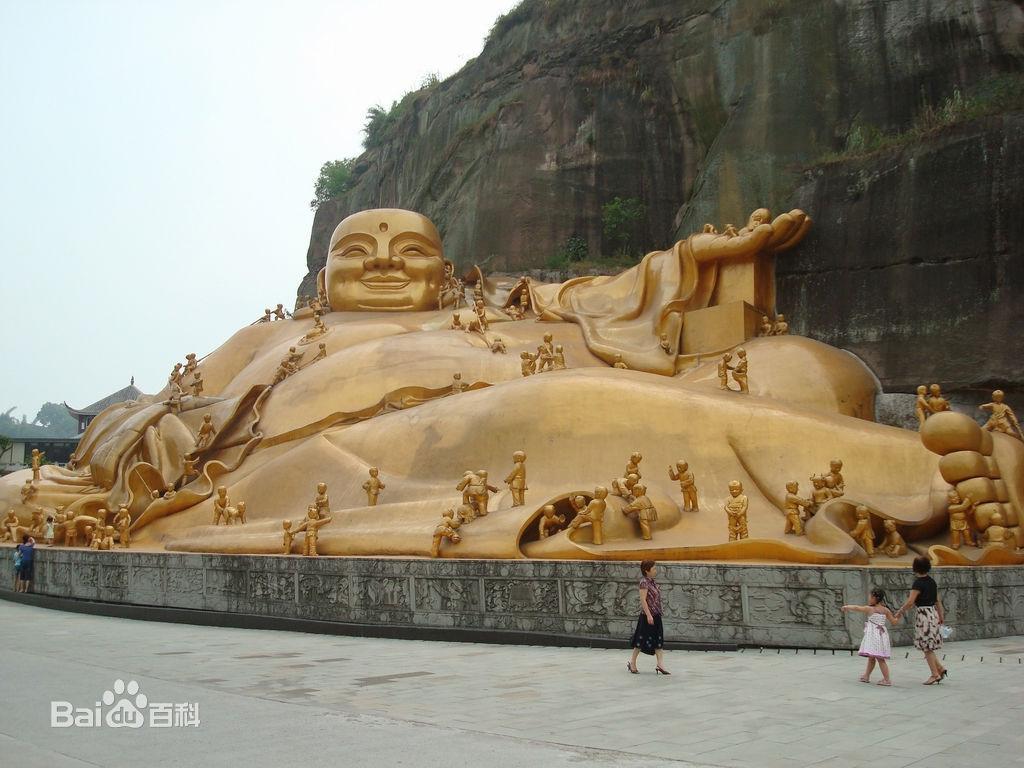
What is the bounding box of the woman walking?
[895,556,947,685]
[628,560,670,675]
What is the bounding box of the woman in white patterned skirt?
[895,556,947,685]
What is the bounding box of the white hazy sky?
[0,0,516,419]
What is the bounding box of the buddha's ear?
[316,267,328,309]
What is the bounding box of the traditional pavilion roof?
[64,380,145,418]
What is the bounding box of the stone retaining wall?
[13,548,1024,649]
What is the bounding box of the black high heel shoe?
[655,666,671,675]
[940,668,948,681]
[626,662,638,674]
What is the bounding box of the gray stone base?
[7,548,1024,649]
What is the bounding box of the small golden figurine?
[611,473,640,500]
[451,372,465,394]
[258,309,273,323]
[362,467,385,506]
[449,312,465,330]
[520,351,537,376]
[31,448,45,481]
[227,501,247,525]
[783,481,811,535]
[947,490,977,549]
[490,337,507,354]
[717,353,734,390]
[2,508,19,542]
[771,314,789,335]
[880,519,907,557]
[914,385,931,428]
[553,344,566,370]
[431,512,462,557]
[213,486,230,525]
[299,312,328,344]
[927,384,950,414]
[733,348,749,394]
[668,460,698,512]
[622,483,657,540]
[313,482,330,518]
[467,470,498,516]
[659,333,673,354]
[295,504,332,556]
[985,512,1012,548]
[469,298,489,333]
[538,504,566,539]
[273,303,287,320]
[626,452,643,480]
[758,315,773,337]
[91,525,115,551]
[194,414,217,452]
[182,455,199,483]
[825,459,845,496]
[308,342,328,365]
[850,505,875,557]
[168,362,184,388]
[536,333,555,373]
[504,451,527,507]
[456,471,477,511]
[20,479,36,504]
[806,474,831,518]
[282,519,295,554]
[114,505,131,548]
[184,352,198,374]
[189,371,204,396]
[612,354,628,369]
[567,486,608,544]
[979,390,1023,440]
[725,481,749,541]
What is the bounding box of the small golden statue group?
[282,482,333,556]
[564,452,658,543]
[520,333,566,376]
[717,349,749,393]
[165,353,203,410]
[505,291,530,320]
[945,489,1016,550]
[449,298,490,334]
[913,384,951,428]
[212,486,247,526]
[5,504,135,550]
[273,345,306,384]
[780,460,846,537]
[757,314,789,336]
[257,303,288,323]
[847,506,908,558]
[298,307,329,345]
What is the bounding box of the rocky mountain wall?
[298,0,1024,395]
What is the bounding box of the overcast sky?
[0,0,516,419]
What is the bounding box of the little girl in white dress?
[842,587,900,685]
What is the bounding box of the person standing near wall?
[14,534,35,593]
[628,560,670,675]
[895,556,947,685]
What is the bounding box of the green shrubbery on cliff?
[820,73,1024,164]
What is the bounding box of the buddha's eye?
[338,244,369,259]
[400,245,428,258]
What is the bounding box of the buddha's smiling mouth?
[361,276,410,290]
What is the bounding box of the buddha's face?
[322,209,445,312]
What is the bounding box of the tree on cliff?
[310,159,356,209]
[602,196,646,257]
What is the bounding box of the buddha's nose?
[363,253,405,272]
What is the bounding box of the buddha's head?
[320,209,446,312]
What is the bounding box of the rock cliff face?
[299,0,1024,395]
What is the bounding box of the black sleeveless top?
[912,575,937,607]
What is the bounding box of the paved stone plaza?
[2,601,1023,768]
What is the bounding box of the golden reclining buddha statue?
[3,207,1022,564]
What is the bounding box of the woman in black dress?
[895,556,947,685]
[628,560,670,674]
